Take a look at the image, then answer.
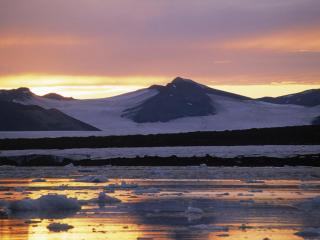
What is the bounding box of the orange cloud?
[0,35,90,47]
[223,28,320,52]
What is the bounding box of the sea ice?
[75,175,109,183]
[47,222,74,232]
[295,228,320,237]
[134,187,160,195]
[185,206,204,214]
[96,192,121,204]
[191,224,229,232]
[31,178,47,182]
[8,194,81,211]
[296,196,320,211]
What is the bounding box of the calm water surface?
[0,175,319,240]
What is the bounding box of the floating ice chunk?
[31,178,47,182]
[244,180,265,184]
[96,192,121,204]
[296,196,320,211]
[185,206,203,214]
[0,200,8,207]
[14,187,25,192]
[120,181,138,188]
[238,193,254,197]
[47,223,74,232]
[105,181,138,191]
[191,224,228,232]
[134,187,159,195]
[8,194,81,212]
[248,189,263,193]
[0,209,8,218]
[25,219,42,224]
[239,224,254,230]
[75,175,108,183]
[239,200,255,204]
[64,163,75,168]
[295,228,320,237]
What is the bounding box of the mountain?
[42,93,74,101]
[123,77,250,123]
[0,100,99,131]
[0,87,34,102]
[258,89,320,107]
[0,77,319,135]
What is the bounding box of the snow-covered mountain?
[0,77,319,134]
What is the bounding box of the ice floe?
[185,206,203,214]
[8,194,81,212]
[96,192,121,204]
[134,187,160,195]
[31,178,47,182]
[47,222,74,232]
[105,181,138,190]
[190,224,229,232]
[75,175,108,183]
[296,196,320,211]
[295,228,320,238]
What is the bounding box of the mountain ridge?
[0,77,319,133]
[0,78,318,105]
[0,100,100,131]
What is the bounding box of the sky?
[0,0,319,99]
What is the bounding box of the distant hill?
[0,87,34,102]
[258,89,320,107]
[0,101,99,131]
[42,93,74,101]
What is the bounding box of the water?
[0,167,320,240]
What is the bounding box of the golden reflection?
[0,218,29,240]
[0,178,318,240]
[26,218,144,240]
[216,228,303,240]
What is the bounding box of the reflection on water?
[0,177,319,240]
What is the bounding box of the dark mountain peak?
[169,77,204,89]
[168,77,249,100]
[0,87,34,102]
[43,93,74,101]
[148,77,203,92]
[123,77,215,123]
[122,77,252,123]
[171,77,199,85]
[16,87,32,93]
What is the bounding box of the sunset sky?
[0,0,319,99]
